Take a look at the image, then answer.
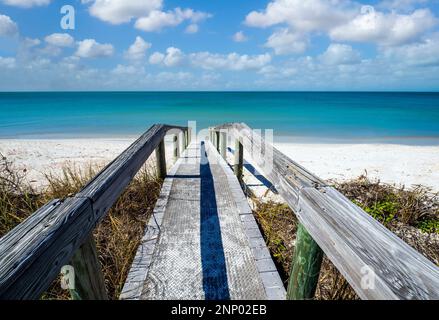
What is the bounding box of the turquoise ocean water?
[1,92,439,144]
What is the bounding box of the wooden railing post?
[173,134,180,159]
[70,235,108,300]
[220,131,227,159]
[234,139,243,182]
[181,131,185,151]
[155,138,167,180]
[187,127,192,146]
[215,131,220,152]
[287,223,324,300]
[210,129,215,146]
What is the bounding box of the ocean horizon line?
[1,90,439,94]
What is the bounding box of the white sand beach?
[1,138,438,193]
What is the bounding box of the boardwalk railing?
[0,124,189,300]
[1,121,439,300]
[211,122,439,300]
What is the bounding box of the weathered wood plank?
[216,122,439,300]
[70,235,108,300]
[78,124,167,207]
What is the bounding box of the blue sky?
[0,0,439,91]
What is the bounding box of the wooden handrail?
[0,124,187,300]
[214,122,439,300]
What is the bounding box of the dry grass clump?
[0,153,44,236]
[0,153,162,300]
[251,175,439,300]
[336,175,439,228]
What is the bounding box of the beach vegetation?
[0,153,161,300]
[251,175,439,300]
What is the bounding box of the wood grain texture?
[70,235,108,300]
[233,139,243,182]
[215,122,439,300]
[287,223,323,300]
[0,124,185,300]
[155,139,167,180]
[220,132,227,159]
[0,197,93,299]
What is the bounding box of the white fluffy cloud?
[163,47,184,67]
[44,33,74,47]
[124,36,151,60]
[83,0,162,24]
[319,43,361,65]
[135,8,211,32]
[112,64,144,75]
[1,0,50,8]
[330,8,437,45]
[246,0,438,53]
[245,0,356,31]
[148,47,184,66]
[190,52,271,71]
[0,14,18,37]
[0,56,15,68]
[82,0,211,32]
[148,47,271,71]
[265,28,308,55]
[185,24,199,34]
[149,52,165,64]
[75,39,114,58]
[378,0,429,11]
[233,31,248,42]
[381,33,439,66]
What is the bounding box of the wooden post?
[220,132,227,159]
[155,139,167,180]
[188,127,192,145]
[287,223,324,300]
[215,131,220,152]
[234,139,243,182]
[70,235,108,300]
[173,134,180,159]
[211,129,214,144]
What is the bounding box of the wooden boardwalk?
[1,123,438,300]
[121,141,285,300]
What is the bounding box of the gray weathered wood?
[70,235,108,300]
[173,134,180,159]
[122,141,284,300]
[215,131,220,152]
[0,124,186,300]
[215,122,439,300]
[185,129,189,149]
[220,131,227,159]
[0,197,93,299]
[155,139,167,180]
[234,139,243,182]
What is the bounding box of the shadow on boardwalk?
[200,142,230,300]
